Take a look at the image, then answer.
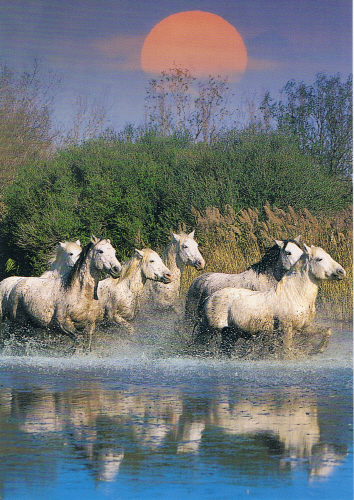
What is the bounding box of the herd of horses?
[0,231,346,357]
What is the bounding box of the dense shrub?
[0,129,351,277]
[183,204,353,321]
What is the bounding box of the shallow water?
[0,314,352,500]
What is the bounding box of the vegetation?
[182,204,352,321]
[0,60,59,191]
[0,65,352,319]
[1,129,351,276]
[261,73,352,177]
[145,67,231,142]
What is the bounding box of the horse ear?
[294,235,301,243]
[274,239,284,248]
[91,235,99,244]
[303,243,311,254]
[172,233,180,242]
[135,249,144,259]
[188,230,195,239]
[59,242,65,249]
[75,240,81,246]
[106,239,111,244]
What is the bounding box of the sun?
[141,11,247,79]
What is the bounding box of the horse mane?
[48,242,68,266]
[250,239,302,275]
[162,232,189,268]
[120,249,155,279]
[62,240,95,289]
[120,253,142,280]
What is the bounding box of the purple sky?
[0,0,352,132]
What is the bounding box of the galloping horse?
[98,248,173,333]
[41,240,82,278]
[143,231,205,313]
[0,240,82,321]
[5,236,121,351]
[183,237,303,334]
[200,245,345,356]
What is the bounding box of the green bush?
[1,129,351,277]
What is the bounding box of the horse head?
[173,231,205,270]
[57,240,82,268]
[275,236,304,271]
[304,244,346,281]
[91,235,122,277]
[135,248,173,284]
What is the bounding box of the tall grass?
[182,204,353,322]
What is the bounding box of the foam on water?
[0,313,352,499]
[0,312,352,382]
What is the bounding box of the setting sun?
[141,11,247,78]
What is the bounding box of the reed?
[182,204,353,321]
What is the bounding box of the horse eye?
[97,249,104,254]
[316,257,322,262]
[285,251,291,256]
[182,244,188,249]
[149,259,155,263]
[69,253,73,256]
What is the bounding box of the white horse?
[183,237,303,333]
[41,240,82,278]
[98,248,173,332]
[0,240,82,321]
[5,236,121,352]
[142,231,205,313]
[200,245,345,356]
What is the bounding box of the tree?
[260,73,353,177]
[0,60,60,191]
[145,67,231,142]
[60,95,110,146]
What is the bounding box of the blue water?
[0,320,352,500]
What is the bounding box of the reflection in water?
[0,381,349,485]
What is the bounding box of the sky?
[0,0,352,133]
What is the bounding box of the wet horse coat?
[5,236,121,351]
[0,240,82,321]
[184,237,303,334]
[201,245,345,355]
[143,231,205,313]
[98,248,173,332]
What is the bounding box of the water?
[0,314,352,500]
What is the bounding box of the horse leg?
[220,326,250,357]
[220,327,235,357]
[112,313,135,335]
[82,323,96,353]
[281,322,295,357]
[192,320,211,346]
[56,319,80,353]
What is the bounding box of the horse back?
[8,277,57,326]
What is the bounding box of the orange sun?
[141,11,247,79]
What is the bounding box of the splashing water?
[0,312,352,499]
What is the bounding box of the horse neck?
[71,254,101,300]
[162,242,182,280]
[272,259,286,281]
[49,259,68,277]
[277,263,319,306]
[120,262,146,296]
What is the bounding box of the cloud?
[247,32,296,63]
[92,35,145,71]
[246,58,279,72]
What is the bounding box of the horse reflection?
[213,390,320,457]
[5,383,348,482]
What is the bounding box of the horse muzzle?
[158,272,173,284]
[109,264,122,278]
[327,267,346,281]
[193,259,205,270]
[331,267,346,280]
